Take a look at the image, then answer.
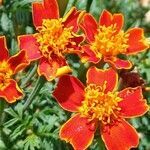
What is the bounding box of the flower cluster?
[0,36,29,103]
[0,0,149,149]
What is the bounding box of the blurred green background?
[0,0,150,149]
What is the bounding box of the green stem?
[95,135,106,150]
[86,0,93,12]
[0,100,6,141]
[23,76,46,112]
[57,0,69,17]
[21,63,38,88]
[64,0,77,15]
[72,0,77,6]
[0,100,6,126]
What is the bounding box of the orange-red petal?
[80,13,98,42]
[87,67,118,93]
[99,10,124,32]
[99,10,112,26]
[118,87,148,118]
[53,75,84,112]
[18,35,42,61]
[67,34,84,56]
[71,33,85,44]
[0,36,9,60]
[0,79,23,103]
[104,57,132,69]
[126,28,149,54]
[60,114,96,149]
[32,0,59,28]
[101,119,139,150]
[37,56,71,81]
[8,50,29,74]
[80,45,99,63]
[38,57,58,81]
[37,57,65,81]
[63,7,85,33]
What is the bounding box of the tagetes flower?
[53,67,148,150]
[0,36,29,103]
[18,0,84,81]
[80,10,149,69]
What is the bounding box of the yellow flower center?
[35,19,74,59]
[0,61,13,89]
[78,83,122,125]
[90,25,129,57]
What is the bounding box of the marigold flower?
[18,0,85,81]
[80,10,149,69]
[53,67,148,150]
[0,36,29,103]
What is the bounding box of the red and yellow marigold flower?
[18,0,84,81]
[53,67,148,150]
[0,36,29,103]
[80,10,149,69]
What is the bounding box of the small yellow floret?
[0,61,13,89]
[91,25,129,57]
[78,83,122,125]
[35,19,73,59]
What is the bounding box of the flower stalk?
[23,76,46,112]
[86,0,93,12]
[21,63,38,88]
[0,100,5,127]
[0,100,7,141]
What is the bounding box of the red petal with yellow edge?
[8,50,29,74]
[71,33,85,44]
[38,57,59,81]
[80,45,99,63]
[53,75,84,112]
[126,28,149,54]
[32,0,59,27]
[87,67,118,93]
[0,36,9,60]
[101,119,139,150]
[80,13,98,42]
[0,79,23,103]
[104,57,132,69]
[99,10,112,26]
[38,56,70,81]
[118,87,148,118]
[99,10,124,32]
[63,7,85,33]
[67,34,84,55]
[60,114,96,150]
[18,35,42,61]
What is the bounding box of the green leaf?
[0,140,6,149]
[0,13,11,32]
[15,103,24,119]
[4,108,18,118]
[23,134,41,150]
[10,124,26,140]
[4,118,19,128]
